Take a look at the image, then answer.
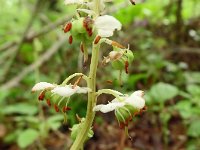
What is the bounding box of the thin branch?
[26,14,73,41]
[0,41,16,52]
[0,0,45,81]
[0,35,68,91]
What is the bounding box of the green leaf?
[187,120,200,138]
[33,38,43,52]
[47,115,63,130]
[186,84,200,97]
[0,89,9,105]
[184,72,200,84]
[149,82,179,103]
[175,100,193,119]
[17,129,39,148]
[3,103,38,115]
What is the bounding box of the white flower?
[64,0,84,5]
[51,84,91,97]
[32,82,55,92]
[125,91,145,109]
[93,101,126,113]
[94,15,122,37]
[93,90,145,113]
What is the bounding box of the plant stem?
[96,89,124,101]
[70,1,101,149]
[70,43,100,150]
[62,73,88,85]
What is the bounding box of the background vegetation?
[0,0,200,149]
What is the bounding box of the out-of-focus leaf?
[33,38,43,52]
[149,82,179,103]
[47,115,63,130]
[175,100,193,119]
[186,84,200,97]
[184,72,200,84]
[17,129,39,148]
[187,120,200,137]
[0,89,9,105]
[3,103,38,115]
[14,116,40,124]
[4,130,21,143]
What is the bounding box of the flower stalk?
[31,0,145,149]
[70,42,100,150]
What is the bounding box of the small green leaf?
[47,115,63,130]
[175,100,193,119]
[149,82,179,103]
[3,103,38,115]
[184,72,200,84]
[17,129,39,148]
[33,38,43,52]
[186,84,200,97]
[187,120,200,137]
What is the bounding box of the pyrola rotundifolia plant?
[32,0,146,149]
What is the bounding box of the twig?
[0,41,16,52]
[26,14,73,41]
[0,35,68,91]
[0,46,17,65]
[0,0,45,82]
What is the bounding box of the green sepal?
[111,59,124,70]
[124,49,134,63]
[44,91,52,100]
[115,105,137,123]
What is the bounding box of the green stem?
[96,89,124,101]
[70,1,101,149]
[62,73,88,85]
[70,43,100,150]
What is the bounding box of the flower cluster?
[63,0,122,63]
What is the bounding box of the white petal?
[32,82,55,92]
[125,95,145,109]
[51,85,76,97]
[75,86,91,94]
[95,15,122,37]
[132,90,144,97]
[64,0,84,5]
[97,29,114,37]
[88,1,105,12]
[93,102,125,113]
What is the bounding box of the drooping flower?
[31,82,56,92]
[51,84,91,97]
[94,15,122,37]
[32,81,90,114]
[93,90,146,128]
